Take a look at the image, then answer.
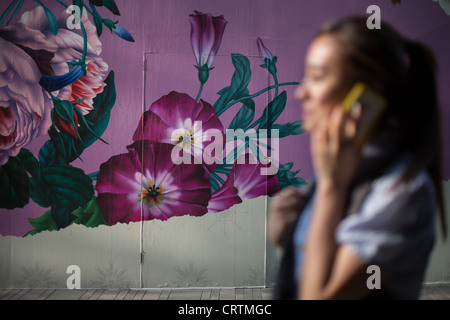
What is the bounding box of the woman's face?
[295,34,351,133]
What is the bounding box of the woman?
[268,17,447,300]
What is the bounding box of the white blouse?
[294,155,437,299]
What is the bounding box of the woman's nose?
[294,84,306,101]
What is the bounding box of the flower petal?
[112,24,135,42]
[207,172,242,213]
[39,65,84,92]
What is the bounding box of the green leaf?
[51,205,75,229]
[17,148,39,177]
[73,0,83,15]
[271,120,303,138]
[276,162,306,188]
[76,70,116,150]
[102,0,120,15]
[40,127,83,167]
[30,164,94,209]
[40,71,116,165]
[6,0,24,26]
[0,155,29,209]
[228,89,255,130]
[90,3,103,37]
[54,100,75,123]
[71,197,107,227]
[0,0,19,26]
[35,0,58,35]
[258,91,287,130]
[213,54,252,116]
[38,139,57,167]
[25,210,59,236]
[209,174,220,194]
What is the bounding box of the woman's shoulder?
[371,155,435,202]
[359,155,436,225]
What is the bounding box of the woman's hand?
[300,105,368,300]
[268,187,304,247]
[310,106,361,192]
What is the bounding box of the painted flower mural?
[189,10,227,101]
[0,35,53,166]
[0,0,133,230]
[0,3,305,235]
[132,91,225,175]
[96,141,211,225]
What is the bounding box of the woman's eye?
[309,73,324,81]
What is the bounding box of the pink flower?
[0,6,108,154]
[207,171,242,213]
[231,154,281,199]
[19,6,108,134]
[133,91,225,175]
[0,36,52,165]
[189,11,227,69]
[96,141,212,225]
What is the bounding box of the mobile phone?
[341,82,387,148]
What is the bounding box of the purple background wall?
[1,0,450,237]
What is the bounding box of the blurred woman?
[268,17,446,300]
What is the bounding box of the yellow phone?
[341,82,387,148]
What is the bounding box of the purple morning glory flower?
[256,37,277,75]
[96,141,212,225]
[189,11,227,69]
[231,153,281,199]
[257,37,274,64]
[132,91,225,175]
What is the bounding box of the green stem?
[0,0,19,27]
[56,0,87,65]
[195,82,204,102]
[80,21,87,64]
[211,171,225,186]
[56,0,68,8]
[216,81,300,117]
[84,3,94,15]
[273,73,279,98]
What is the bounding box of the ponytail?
[404,40,447,239]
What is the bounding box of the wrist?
[316,178,347,195]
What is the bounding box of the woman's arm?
[299,106,369,299]
[268,187,304,247]
[299,181,370,299]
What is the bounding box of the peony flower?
[17,6,108,136]
[132,91,225,175]
[0,36,53,165]
[96,141,212,225]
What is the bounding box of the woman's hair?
[316,17,446,238]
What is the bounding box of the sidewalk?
[1,284,450,300]
[0,287,273,300]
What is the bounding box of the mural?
[0,2,304,236]
[1,0,450,289]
